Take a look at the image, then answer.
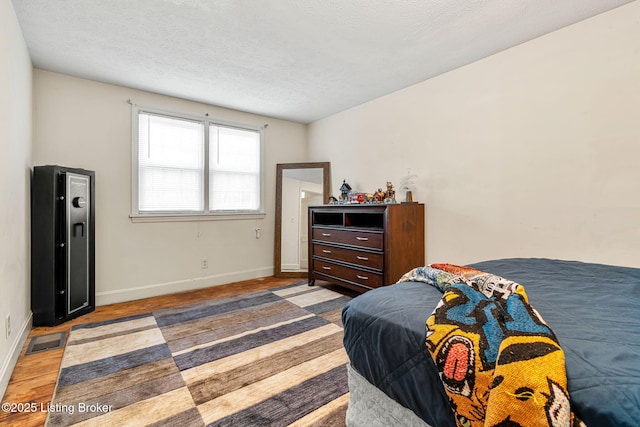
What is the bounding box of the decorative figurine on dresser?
[307,203,425,293]
[339,180,352,201]
[384,181,396,203]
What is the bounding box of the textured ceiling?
[12,0,634,123]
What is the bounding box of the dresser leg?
[308,279,315,286]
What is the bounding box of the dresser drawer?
[313,259,383,288]
[313,243,383,270]
[312,228,383,250]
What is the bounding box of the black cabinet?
[31,165,95,326]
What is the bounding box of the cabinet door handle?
[356,275,369,280]
[322,233,331,237]
[355,236,369,241]
[322,266,332,270]
[73,222,85,237]
[356,256,369,261]
[322,249,332,254]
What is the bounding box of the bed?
[342,258,640,427]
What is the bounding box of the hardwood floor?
[0,276,352,427]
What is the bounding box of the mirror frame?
[274,162,331,278]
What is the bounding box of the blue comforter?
[342,258,640,427]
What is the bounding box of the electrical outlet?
[5,314,10,339]
[201,258,208,269]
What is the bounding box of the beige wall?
[0,0,33,399]
[33,70,308,305]
[309,2,640,268]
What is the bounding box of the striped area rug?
[46,283,352,427]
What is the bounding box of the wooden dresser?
[308,203,425,292]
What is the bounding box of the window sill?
[130,212,266,223]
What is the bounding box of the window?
[131,105,263,220]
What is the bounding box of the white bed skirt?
[346,364,432,427]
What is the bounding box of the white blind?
[209,125,261,211]
[138,113,204,212]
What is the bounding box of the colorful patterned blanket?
[398,264,585,427]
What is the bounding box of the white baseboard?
[281,263,301,271]
[0,312,32,401]
[96,266,274,306]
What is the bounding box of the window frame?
[130,104,265,222]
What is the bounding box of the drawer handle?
[356,256,369,261]
[356,275,369,280]
[322,233,331,237]
[322,266,332,270]
[322,249,332,254]
[355,237,369,241]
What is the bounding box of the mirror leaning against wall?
[274,162,331,278]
